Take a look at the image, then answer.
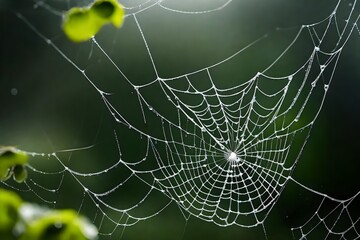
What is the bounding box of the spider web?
[1,0,360,239]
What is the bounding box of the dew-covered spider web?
[1,0,360,239]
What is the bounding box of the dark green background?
[1,0,359,239]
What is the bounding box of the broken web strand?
[7,0,360,239]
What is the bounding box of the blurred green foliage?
[63,0,125,42]
[0,147,28,183]
[0,188,98,240]
[20,209,98,240]
[0,189,22,239]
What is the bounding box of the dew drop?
[10,88,18,96]
[324,84,329,91]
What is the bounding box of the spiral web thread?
[3,0,360,239]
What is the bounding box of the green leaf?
[92,0,115,18]
[13,165,28,183]
[20,209,98,240]
[0,189,22,232]
[91,0,125,28]
[62,0,125,43]
[0,147,28,182]
[62,7,100,43]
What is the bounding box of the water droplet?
[201,127,206,132]
[10,88,18,96]
[314,46,320,52]
[311,81,316,87]
[320,65,326,71]
[288,75,293,81]
[324,84,329,91]
[148,106,153,111]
